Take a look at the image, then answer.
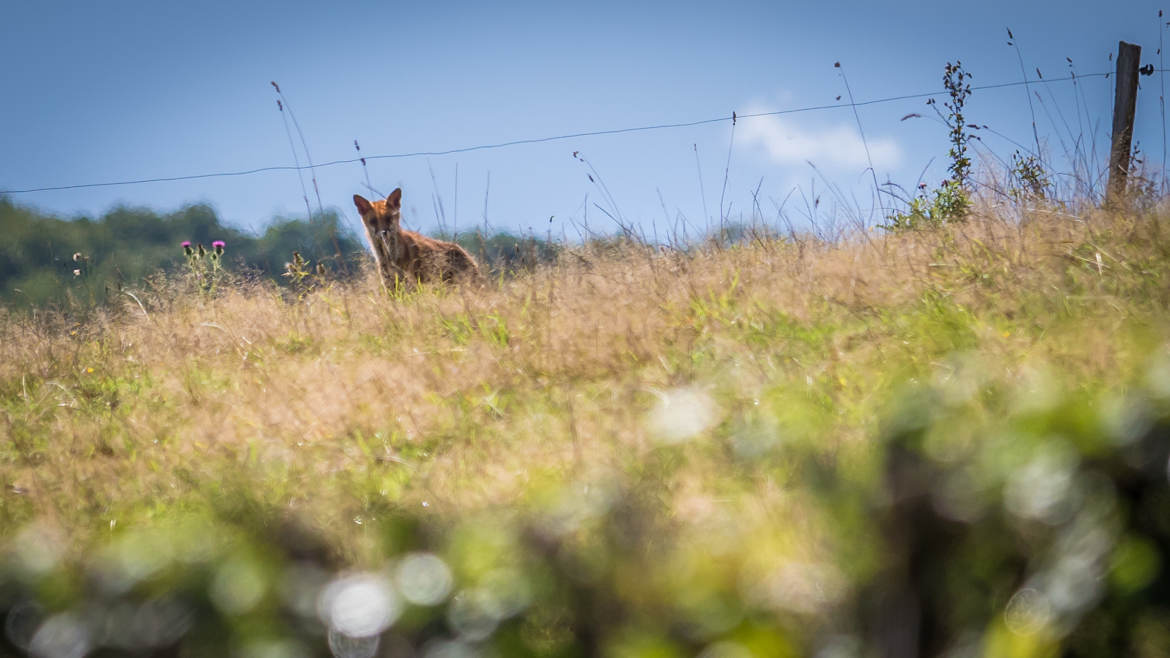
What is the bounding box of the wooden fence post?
[1106,40,1142,206]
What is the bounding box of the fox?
[353,188,480,286]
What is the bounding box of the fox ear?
[387,188,402,210]
[353,194,373,216]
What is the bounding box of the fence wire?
[0,71,1136,195]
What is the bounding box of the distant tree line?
[0,197,559,309]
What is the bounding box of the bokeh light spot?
[317,573,400,639]
[395,553,453,607]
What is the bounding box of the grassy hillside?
[2,203,1170,656]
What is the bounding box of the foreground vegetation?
[2,198,1170,656]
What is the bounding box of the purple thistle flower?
[212,240,225,249]
[181,241,191,248]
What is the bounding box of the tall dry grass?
[2,199,1167,561]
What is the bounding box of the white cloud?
[737,109,902,171]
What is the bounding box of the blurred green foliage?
[2,361,1169,656]
[456,231,561,276]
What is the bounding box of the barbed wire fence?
[0,70,1147,198]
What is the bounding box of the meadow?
[2,187,1169,656]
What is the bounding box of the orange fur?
[354,188,480,286]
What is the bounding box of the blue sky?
[1,0,1166,240]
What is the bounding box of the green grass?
[2,204,1170,656]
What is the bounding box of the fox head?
[354,188,403,260]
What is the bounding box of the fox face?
[353,188,403,263]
